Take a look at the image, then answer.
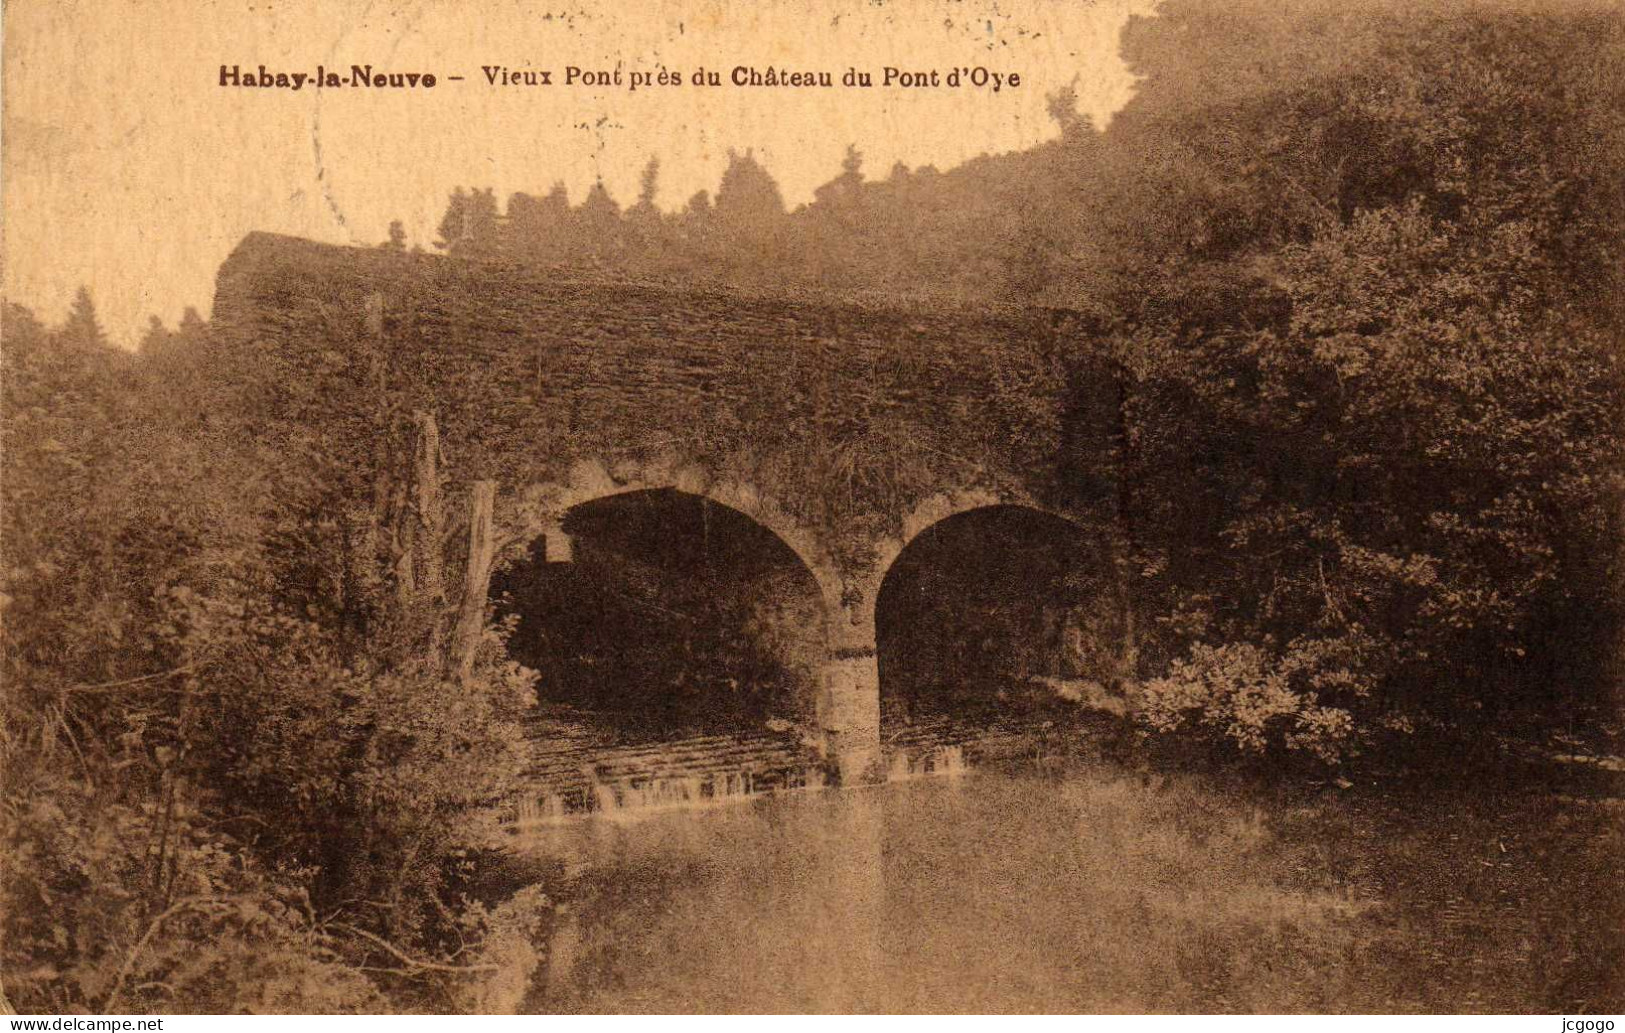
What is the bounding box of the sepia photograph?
[2,0,1622,1018]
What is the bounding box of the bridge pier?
[820,646,881,784]
[818,583,884,785]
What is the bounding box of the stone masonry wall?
[210,232,1120,574]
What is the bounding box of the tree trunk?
[451,480,498,688]
[411,411,446,658]
[1113,364,1140,684]
[365,292,391,529]
[392,473,417,608]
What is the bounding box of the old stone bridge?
[212,232,1126,780]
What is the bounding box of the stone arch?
[870,494,1114,730]
[504,455,892,768]
[842,489,1061,635]
[517,456,845,618]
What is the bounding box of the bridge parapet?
[211,233,1118,561]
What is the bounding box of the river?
[512,759,1623,1013]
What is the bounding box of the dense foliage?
[1094,2,1624,762]
[2,302,547,1013]
[4,0,1622,1014]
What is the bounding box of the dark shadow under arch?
[494,488,828,740]
[875,505,1122,731]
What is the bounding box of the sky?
[2,0,1157,346]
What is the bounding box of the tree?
[708,150,791,280]
[139,314,173,355]
[575,180,624,265]
[812,145,864,209]
[631,155,661,215]
[1102,0,1625,763]
[1045,78,1092,139]
[433,188,469,251]
[714,149,786,229]
[63,286,108,350]
[433,188,499,254]
[623,158,671,268]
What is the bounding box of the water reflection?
[512,758,1623,1014]
[515,765,1333,1013]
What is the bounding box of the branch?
[103,896,230,1012]
[327,922,498,974]
[64,661,208,695]
[53,705,95,791]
